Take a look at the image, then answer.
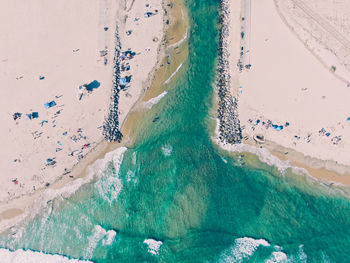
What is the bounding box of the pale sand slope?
[0,0,163,203]
[227,0,243,95]
[117,0,164,128]
[275,0,350,83]
[237,0,350,168]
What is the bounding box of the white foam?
[265,252,288,263]
[219,237,270,262]
[95,174,122,204]
[1,147,127,238]
[218,141,294,174]
[161,145,173,156]
[296,245,307,263]
[126,170,137,184]
[214,115,302,175]
[0,248,91,263]
[84,225,117,259]
[132,151,137,165]
[103,229,117,246]
[321,251,331,263]
[143,239,162,255]
[167,30,188,49]
[287,244,308,263]
[141,91,168,109]
[95,147,127,204]
[164,63,183,84]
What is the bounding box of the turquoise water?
[2,0,350,262]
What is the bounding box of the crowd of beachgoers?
[216,0,242,145]
[10,94,97,186]
[243,116,347,147]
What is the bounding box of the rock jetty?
[103,26,123,142]
[217,0,242,144]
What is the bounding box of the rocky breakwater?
[103,27,123,142]
[216,0,242,144]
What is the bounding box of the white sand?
[232,0,350,169]
[0,0,118,202]
[0,0,164,224]
[117,0,164,126]
[275,0,350,83]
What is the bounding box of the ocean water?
[1,0,350,262]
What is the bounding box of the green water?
[1,0,350,262]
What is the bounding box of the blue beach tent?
[44,101,56,109]
[272,124,283,131]
[347,117,350,122]
[26,112,39,120]
[120,78,126,85]
[85,80,100,91]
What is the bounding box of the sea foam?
[216,137,311,179]
[143,239,163,255]
[0,248,91,263]
[84,225,117,259]
[265,252,288,263]
[161,145,173,156]
[2,147,127,239]
[165,63,183,84]
[94,147,127,203]
[218,237,270,262]
[141,91,168,109]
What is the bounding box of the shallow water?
[1,0,350,262]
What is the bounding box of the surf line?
[164,63,183,85]
[167,30,188,50]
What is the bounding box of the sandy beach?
[0,0,165,231]
[217,0,350,184]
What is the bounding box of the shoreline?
[0,0,188,234]
[214,0,350,190]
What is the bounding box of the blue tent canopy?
[272,124,283,131]
[347,117,350,122]
[44,101,56,109]
[119,78,126,85]
[26,112,39,120]
[85,80,100,91]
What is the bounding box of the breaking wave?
[1,147,127,238]
[143,239,163,255]
[141,91,168,109]
[95,147,127,204]
[265,252,288,263]
[165,63,183,84]
[84,225,117,259]
[218,237,270,262]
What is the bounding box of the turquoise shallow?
[1,0,350,262]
